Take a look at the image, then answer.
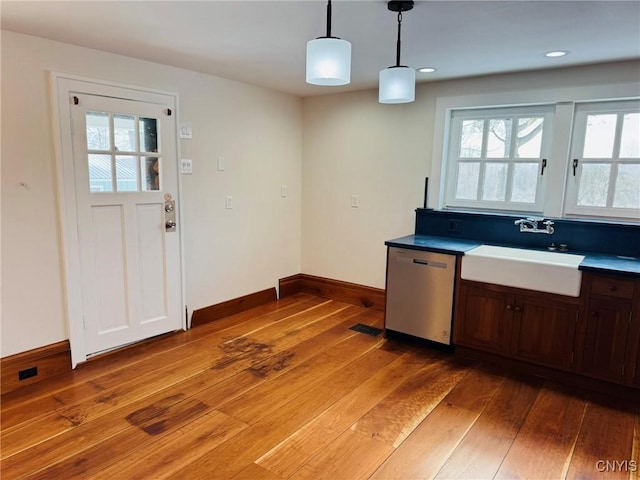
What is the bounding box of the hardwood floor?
[1,293,638,479]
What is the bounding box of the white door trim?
[49,72,185,368]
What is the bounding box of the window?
[565,101,640,218]
[86,111,161,193]
[445,106,553,213]
[440,99,640,221]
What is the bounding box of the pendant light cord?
[395,11,403,67]
[326,0,332,38]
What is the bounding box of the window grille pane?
[578,163,611,207]
[114,115,137,152]
[455,162,480,200]
[487,119,511,158]
[143,157,161,191]
[516,118,543,158]
[86,112,110,150]
[88,154,113,192]
[620,113,640,158]
[139,117,159,153]
[613,164,640,209]
[482,163,508,201]
[115,155,138,192]
[583,114,616,158]
[459,120,483,158]
[511,163,538,203]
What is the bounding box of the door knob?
[166,220,176,230]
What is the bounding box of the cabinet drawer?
[590,275,635,299]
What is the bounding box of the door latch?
[165,200,176,232]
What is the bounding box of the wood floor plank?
[1,305,372,475]
[256,350,429,478]
[351,355,474,447]
[0,294,319,416]
[1,301,350,457]
[1,295,327,431]
[370,366,506,480]
[565,399,636,480]
[90,410,248,480]
[169,344,398,479]
[494,383,588,480]
[291,429,394,480]
[433,375,542,479]
[1,294,636,480]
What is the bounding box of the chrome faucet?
[514,217,555,234]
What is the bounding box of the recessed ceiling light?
[417,67,437,73]
[545,50,569,58]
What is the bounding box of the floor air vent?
[349,324,383,337]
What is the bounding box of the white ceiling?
[2,1,639,97]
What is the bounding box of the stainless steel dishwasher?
[385,247,456,345]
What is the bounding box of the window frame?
[444,105,554,214]
[429,83,640,223]
[564,100,640,220]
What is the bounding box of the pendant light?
[306,0,352,86]
[379,1,415,104]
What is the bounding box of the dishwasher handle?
[395,254,448,269]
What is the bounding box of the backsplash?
[415,209,640,258]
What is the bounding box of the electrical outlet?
[225,195,233,209]
[18,366,38,381]
[448,219,462,233]
[281,185,288,198]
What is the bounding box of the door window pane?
[143,157,161,191]
[139,117,159,153]
[114,115,136,152]
[455,162,479,200]
[86,112,110,150]
[620,113,640,158]
[511,163,538,203]
[460,120,483,158]
[487,119,511,158]
[88,154,113,192]
[578,163,611,207]
[583,114,616,158]
[115,155,138,192]
[516,118,543,158]
[613,164,640,209]
[482,163,508,201]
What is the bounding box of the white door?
[69,93,182,355]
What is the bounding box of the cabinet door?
[454,284,514,355]
[578,297,632,382]
[511,296,578,371]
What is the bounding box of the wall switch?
[217,156,225,171]
[281,185,288,198]
[180,159,193,174]
[180,123,192,139]
[351,195,359,208]
[225,195,233,209]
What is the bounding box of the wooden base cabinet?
[454,282,579,371]
[575,272,639,386]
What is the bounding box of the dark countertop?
[385,234,640,277]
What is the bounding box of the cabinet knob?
[591,311,598,317]
[515,306,522,312]
[608,284,617,292]
[506,304,513,310]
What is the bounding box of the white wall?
[1,31,302,357]
[301,61,640,289]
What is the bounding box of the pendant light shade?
[379,66,415,103]
[306,1,351,86]
[379,1,415,104]
[306,38,351,85]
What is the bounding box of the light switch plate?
[181,159,193,174]
[217,156,225,171]
[225,195,233,209]
[351,195,359,208]
[180,123,192,139]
